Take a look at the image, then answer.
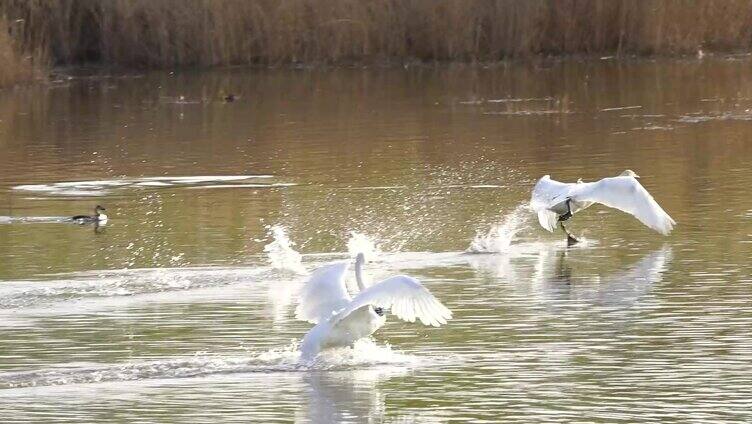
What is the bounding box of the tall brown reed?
[3,0,752,70]
[0,15,46,87]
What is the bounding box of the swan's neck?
[355,255,366,292]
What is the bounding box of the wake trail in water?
[467,203,532,253]
[11,175,292,197]
[0,340,417,389]
[0,267,271,311]
[0,216,75,224]
[264,225,306,274]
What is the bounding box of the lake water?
[0,58,751,422]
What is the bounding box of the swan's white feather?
[577,176,676,235]
[530,175,569,232]
[530,174,675,235]
[331,275,452,327]
[295,262,352,324]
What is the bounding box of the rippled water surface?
[1,58,751,423]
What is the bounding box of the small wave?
[336,186,407,191]
[677,111,752,123]
[428,184,506,189]
[601,105,642,112]
[461,97,554,104]
[677,115,716,123]
[134,181,172,187]
[631,125,674,131]
[619,114,665,118]
[486,97,554,103]
[264,225,306,274]
[0,355,291,389]
[142,176,273,183]
[12,175,281,196]
[159,96,203,105]
[0,216,72,224]
[187,183,297,189]
[482,110,572,116]
[467,203,531,253]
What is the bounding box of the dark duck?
[72,205,108,224]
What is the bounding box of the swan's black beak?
[373,307,384,317]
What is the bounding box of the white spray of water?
[346,231,381,261]
[467,203,531,253]
[264,225,306,274]
[306,339,417,368]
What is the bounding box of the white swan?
[296,253,452,361]
[531,170,675,245]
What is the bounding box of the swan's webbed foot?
[560,221,579,246]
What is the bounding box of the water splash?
[264,225,306,274]
[305,339,417,369]
[467,203,531,253]
[346,231,381,261]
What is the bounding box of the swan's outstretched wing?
[576,176,676,235]
[295,262,352,324]
[331,276,451,327]
[530,175,570,232]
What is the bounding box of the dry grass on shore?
[3,0,752,76]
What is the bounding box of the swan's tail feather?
[537,209,559,233]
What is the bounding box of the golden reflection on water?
[0,57,751,422]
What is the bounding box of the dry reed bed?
[3,0,752,73]
[0,16,47,86]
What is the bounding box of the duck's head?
[619,169,640,178]
[95,205,107,214]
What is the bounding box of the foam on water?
[677,111,752,123]
[11,175,284,196]
[264,225,306,274]
[303,339,418,369]
[0,339,417,389]
[0,216,72,224]
[467,203,531,253]
[134,181,172,187]
[187,183,297,189]
[142,176,271,183]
